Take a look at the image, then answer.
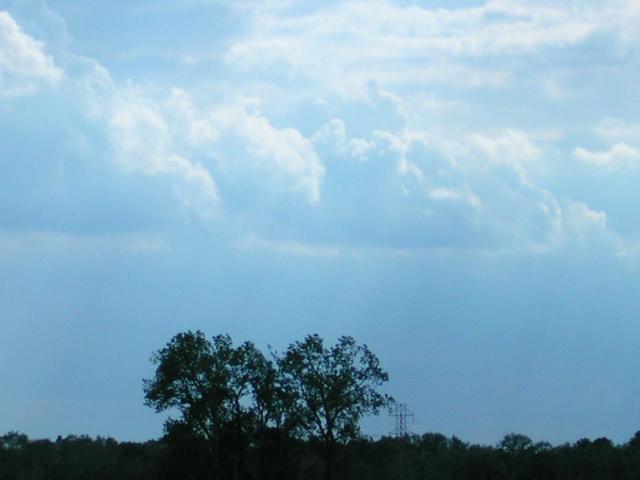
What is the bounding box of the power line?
[390,403,414,437]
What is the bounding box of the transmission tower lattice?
[390,403,414,437]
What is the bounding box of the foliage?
[279,334,394,479]
[0,432,161,480]
[143,331,392,479]
[143,331,233,446]
[5,430,640,480]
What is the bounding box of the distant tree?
[0,432,28,450]
[419,432,450,455]
[279,334,393,480]
[499,433,533,454]
[592,437,614,449]
[629,431,640,448]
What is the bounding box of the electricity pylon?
[391,403,414,437]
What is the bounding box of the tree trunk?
[324,439,336,480]
[209,436,220,480]
[258,429,266,480]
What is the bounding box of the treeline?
[0,432,162,480]
[5,331,640,479]
[4,430,640,480]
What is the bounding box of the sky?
[1,0,640,446]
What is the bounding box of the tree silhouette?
[143,332,392,479]
[279,334,394,480]
[143,331,243,478]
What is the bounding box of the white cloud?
[313,118,375,161]
[313,119,347,150]
[566,202,607,233]
[470,129,541,167]
[167,88,220,146]
[595,118,640,142]
[429,187,482,210]
[214,98,325,204]
[223,0,637,96]
[105,85,325,206]
[83,69,322,213]
[241,111,323,203]
[108,89,219,222]
[573,143,640,170]
[0,11,63,97]
[538,200,640,261]
[397,157,424,183]
[370,127,568,252]
[113,88,324,206]
[467,128,545,191]
[594,0,640,50]
[6,0,639,258]
[559,201,637,257]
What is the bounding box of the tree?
[499,433,533,455]
[144,331,393,480]
[279,334,393,480]
[628,431,640,448]
[244,345,301,480]
[143,331,245,478]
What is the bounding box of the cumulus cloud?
[470,129,542,167]
[566,202,607,235]
[73,67,324,226]
[340,127,564,253]
[0,11,63,97]
[312,118,375,162]
[108,88,324,207]
[558,201,640,259]
[5,0,639,258]
[167,88,220,147]
[219,100,324,204]
[108,89,219,222]
[573,144,640,170]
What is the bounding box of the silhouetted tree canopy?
[279,334,394,480]
[143,331,392,479]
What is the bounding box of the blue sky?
[2,0,640,445]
